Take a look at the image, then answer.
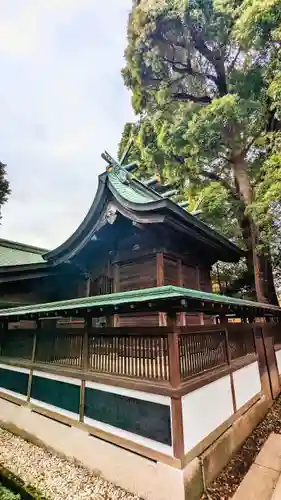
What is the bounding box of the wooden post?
[167,314,181,389]
[254,325,273,400]
[27,319,39,403]
[196,266,204,324]
[113,264,120,327]
[167,312,184,460]
[85,275,91,297]
[80,315,90,422]
[0,320,8,356]
[157,253,166,326]
[156,252,164,286]
[221,317,237,413]
[177,259,186,327]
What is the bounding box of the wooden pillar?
[113,264,120,327]
[195,266,204,325]
[27,319,39,403]
[85,275,91,297]
[254,325,273,400]
[167,313,184,460]
[221,316,237,413]
[80,314,91,422]
[157,252,166,326]
[0,320,8,356]
[177,260,186,327]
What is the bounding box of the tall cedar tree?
[120,0,281,304]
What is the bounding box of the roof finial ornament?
[101,138,138,185]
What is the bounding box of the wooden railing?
[179,329,227,380]
[178,324,257,382]
[88,334,169,380]
[0,323,262,388]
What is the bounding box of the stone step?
[232,433,281,500]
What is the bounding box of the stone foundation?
[0,393,272,500]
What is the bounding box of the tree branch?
[171,92,212,103]
[228,47,241,73]
[172,154,240,201]
[201,170,240,200]
[162,56,218,84]
[189,27,227,96]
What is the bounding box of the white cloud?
[0,0,135,249]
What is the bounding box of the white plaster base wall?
[276,350,281,375]
[181,375,234,454]
[232,361,261,410]
[0,398,183,500]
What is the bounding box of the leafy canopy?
[120,0,281,298]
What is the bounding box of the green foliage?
[233,0,281,48]
[120,0,281,298]
[0,484,20,500]
[0,162,10,221]
[0,466,48,500]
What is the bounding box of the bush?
[0,483,21,500]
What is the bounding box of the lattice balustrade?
[227,325,256,360]
[0,330,34,360]
[179,330,227,380]
[88,334,169,380]
[35,330,83,368]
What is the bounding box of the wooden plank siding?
[118,255,159,327]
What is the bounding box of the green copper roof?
[0,285,279,319]
[0,239,48,267]
[108,170,160,204]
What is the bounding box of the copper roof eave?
[44,170,243,266]
[0,261,51,274]
[0,285,280,320]
[109,184,244,260]
[44,173,108,262]
[0,238,49,254]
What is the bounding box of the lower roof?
[0,238,48,267]
[0,285,279,320]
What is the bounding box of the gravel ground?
[2,397,281,500]
[201,395,281,499]
[0,428,142,500]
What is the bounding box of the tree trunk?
[232,153,278,304]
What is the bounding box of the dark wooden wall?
[108,251,213,327]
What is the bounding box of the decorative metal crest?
[101,137,137,185]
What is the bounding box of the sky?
[0,0,135,250]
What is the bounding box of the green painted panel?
[31,376,80,415]
[84,387,171,446]
[0,367,29,395]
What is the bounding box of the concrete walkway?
[232,433,281,499]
